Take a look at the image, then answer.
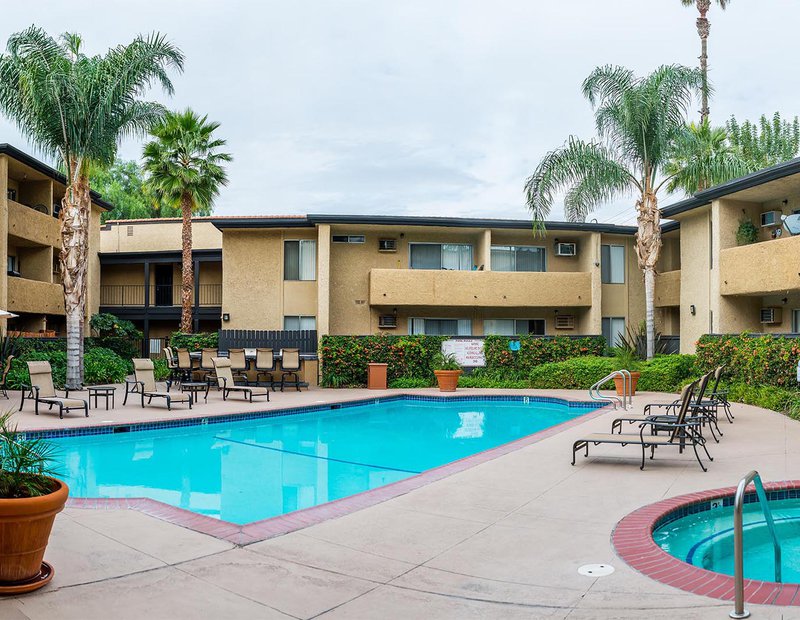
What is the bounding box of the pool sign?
[442,339,486,367]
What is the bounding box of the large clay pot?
[0,478,68,586]
[613,371,640,396]
[434,370,462,392]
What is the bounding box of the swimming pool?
[45,396,598,525]
[654,495,800,583]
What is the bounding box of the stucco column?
[480,229,492,270]
[0,156,7,324]
[585,232,603,335]
[316,224,331,336]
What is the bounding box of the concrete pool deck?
[0,387,796,619]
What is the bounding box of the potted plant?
[612,347,641,396]
[736,219,759,246]
[432,352,462,392]
[0,412,67,594]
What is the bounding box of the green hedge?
[696,334,800,387]
[169,332,219,351]
[7,347,129,389]
[321,334,606,388]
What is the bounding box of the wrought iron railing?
[100,284,222,307]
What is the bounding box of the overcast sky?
[1,1,796,224]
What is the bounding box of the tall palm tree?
[681,0,730,123]
[525,65,703,359]
[665,120,748,192]
[143,110,231,334]
[0,27,183,388]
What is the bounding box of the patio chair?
[125,358,191,410]
[704,366,733,422]
[212,358,270,402]
[0,355,13,398]
[199,348,219,383]
[571,381,713,471]
[255,348,276,390]
[20,361,88,419]
[280,348,302,392]
[163,347,181,389]
[176,348,194,382]
[228,348,250,383]
[612,370,721,442]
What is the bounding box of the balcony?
[100,284,222,308]
[369,269,592,308]
[655,270,681,307]
[720,235,800,296]
[7,278,64,315]
[7,200,60,247]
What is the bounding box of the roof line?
[661,156,800,218]
[0,143,114,211]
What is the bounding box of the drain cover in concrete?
[578,564,615,577]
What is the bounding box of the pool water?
[654,498,800,583]
[50,398,591,524]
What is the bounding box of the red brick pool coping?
[612,480,800,606]
[68,401,610,545]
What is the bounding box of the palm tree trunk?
[696,0,711,123]
[60,165,91,389]
[634,188,662,360]
[180,192,194,334]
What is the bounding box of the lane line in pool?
[214,435,423,474]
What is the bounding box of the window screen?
[601,245,625,284]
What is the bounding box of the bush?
[152,357,171,381]
[483,335,605,373]
[388,377,434,389]
[636,355,697,392]
[725,381,799,416]
[169,332,219,351]
[696,334,800,387]
[526,356,617,389]
[7,347,129,389]
[89,313,142,360]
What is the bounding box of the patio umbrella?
[0,311,17,319]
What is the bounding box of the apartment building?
[662,158,800,352]
[0,144,109,337]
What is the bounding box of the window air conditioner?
[760,307,782,324]
[555,242,577,257]
[761,211,780,227]
[378,315,398,329]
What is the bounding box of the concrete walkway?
[1,388,796,619]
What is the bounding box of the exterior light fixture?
[690,305,696,316]
[222,313,230,322]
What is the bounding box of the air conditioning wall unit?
[761,211,781,227]
[760,307,782,324]
[555,242,577,257]
[378,314,398,329]
[554,314,575,330]
[378,238,397,252]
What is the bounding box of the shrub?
[7,347,129,389]
[725,381,799,415]
[152,357,171,381]
[482,335,605,373]
[89,313,142,360]
[7,351,66,389]
[527,356,617,389]
[696,334,800,387]
[636,355,697,392]
[169,332,219,351]
[388,377,434,389]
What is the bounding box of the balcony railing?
[100,284,222,307]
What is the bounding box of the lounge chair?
[20,361,88,419]
[198,348,218,383]
[280,348,302,392]
[125,358,191,410]
[212,357,270,402]
[611,370,721,441]
[163,346,181,389]
[702,365,732,423]
[571,381,713,471]
[228,348,250,383]
[0,355,13,399]
[255,348,277,390]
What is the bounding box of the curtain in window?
[484,319,515,335]
[601,245,624,284]
[284,316,300,330]
[299,240,316,280]
[284,241,300,280]
[602,317,626,349]
[410,318,426,334]
[515,247,545,272]
[490,247,515,272]
[299,316,316,330]
[518,319,546,335]
[441,244,472,270]
[410,244,441,269]
[457,319,472,335]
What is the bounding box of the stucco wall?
[678,207,712,352]
[100,220,222,253]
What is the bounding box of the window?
[332,235,365,244]
[602,317,626,349]
[6,256,17,275]
[409,318,471,336]
[409,243,472,270]
[484,319,545,335]
[284,316,316,331]
[284,240,316,281]
[491,246,546,272]
[601,245,625,284]
[793,309,800,333]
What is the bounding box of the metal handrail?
[588,370,631,410]
[730,470,782,619]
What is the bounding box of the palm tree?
[0,27,183,388]
[525,65,703,359]
[681,0,730,123]
[142,110,231,334]
[665,120,748,193]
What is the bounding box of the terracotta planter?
[613,371,640,396]
[434,369,462,392]
[0,478,68,590]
